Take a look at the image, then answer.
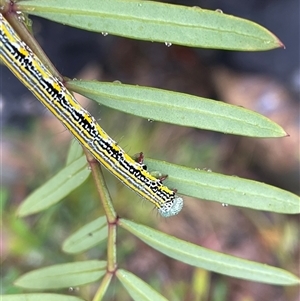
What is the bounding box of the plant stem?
[84,148,118,300]
[92,273,113,301]
[1,1,62,80]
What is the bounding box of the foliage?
[2,0,299,300]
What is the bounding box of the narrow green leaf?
[117,269,168,301]
[67,81,286,138]
[62,216,108,254]
[120,219,300,285]
[17,156,90,217]
[14,261,106,289]
[1,294,85,301]
[19,0,282,50]
[66,139,84,166]
[146,159,300,214]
